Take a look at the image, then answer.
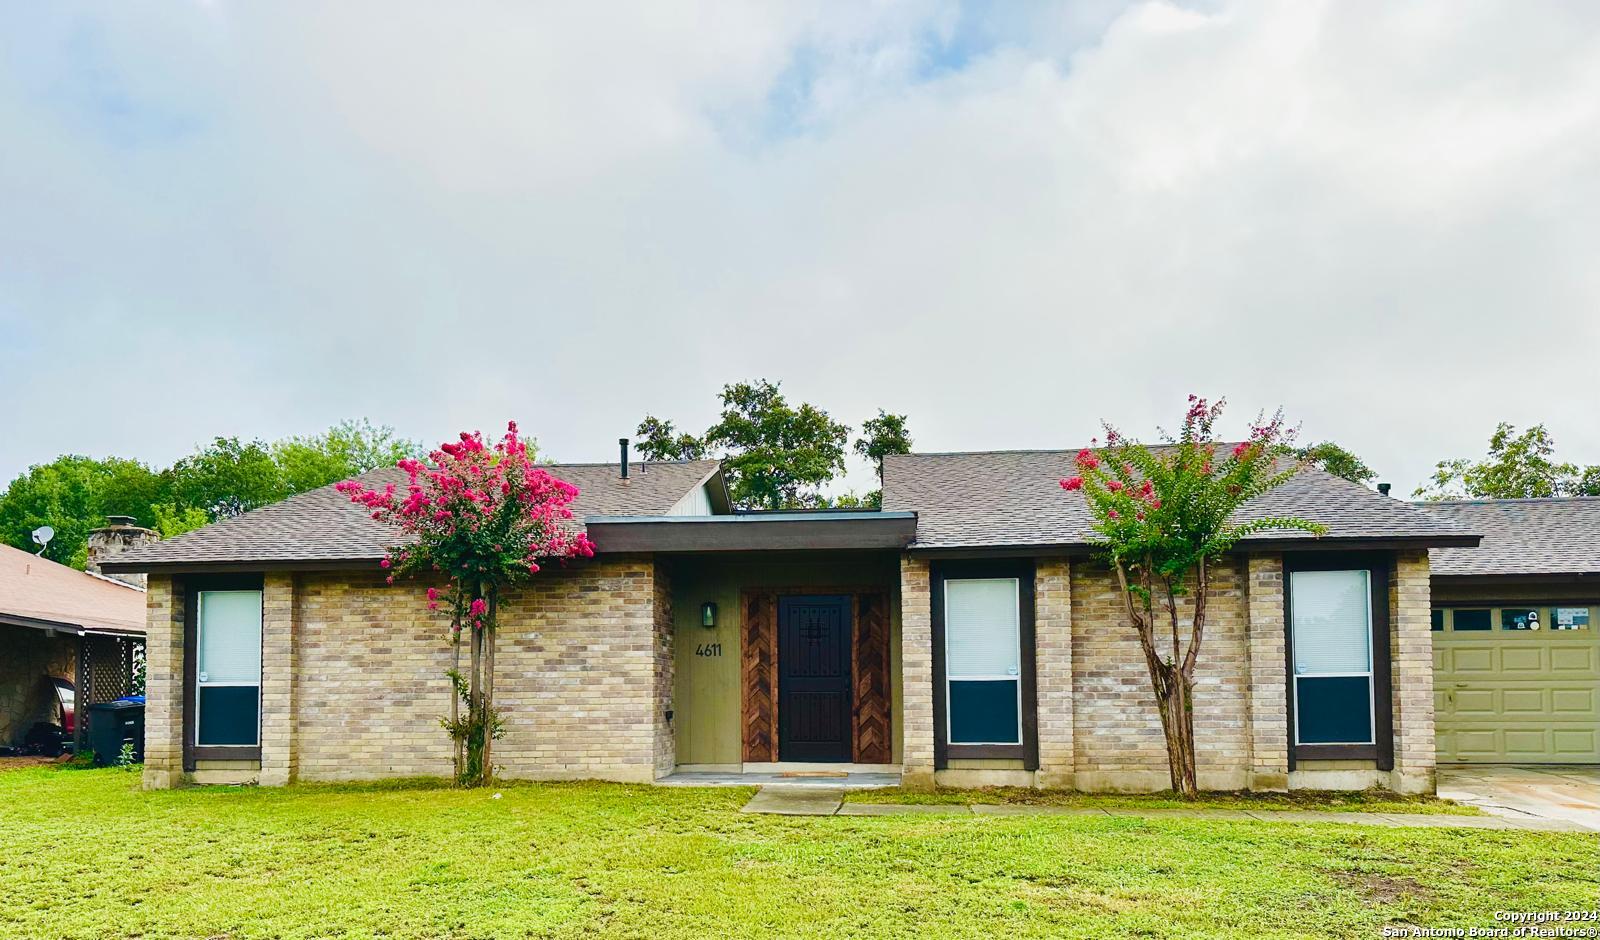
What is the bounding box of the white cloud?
[3,0,1600,497]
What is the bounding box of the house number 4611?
[695,643,723,657]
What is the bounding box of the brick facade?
[144,559,676,788]
[1245,554,1289,790]
[1389,549,1435,793]
[1033,558,1074,787]
[144,547,1436,793]
[1069,556,1251,791]
[898,556,935,789]
[891,549,1435,794]
[142,576,184,789]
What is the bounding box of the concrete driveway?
[1438,765,1600,832]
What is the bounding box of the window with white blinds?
[196,590,262,747]
[944,578,1021,745]
[1289,570,1374,746]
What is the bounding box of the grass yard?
[2,768,1594,940]
[843,785,1483,814]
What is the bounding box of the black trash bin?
[86,699,145,766]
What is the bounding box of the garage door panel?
[1553,729,1598,757]
[1499,646,1547,673]
[1448,648,1495,673]
[1503,730,1550,758]
[1551,645,1598,672]
[1551,687,1597,717]
[1452,688,1497,716]
[1452,730,1501,759]
[1499,688,1545,713]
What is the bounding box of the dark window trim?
[1283,552,1393,772]
[183,573,265,770]
[930,559,1038,770]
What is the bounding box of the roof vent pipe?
[1377,483,1391,497]
[619,438,630,480]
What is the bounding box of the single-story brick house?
[1420,498,1600,764]
[104,450,1483,794]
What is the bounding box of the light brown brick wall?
[291,571,454,781]
[287,558,670,784]
[259,572,295,785]
[899,556,934,788]
[1070,557,1251,791]
[142,575,184,789]
[1390,550,1435,793]
[1245,554,1289,790]
[1034,558,1074,787]
[652,566,676,777]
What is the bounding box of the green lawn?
[2,768,1594,939]
[844,785,1483,814]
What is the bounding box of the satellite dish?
[31,525,54,554]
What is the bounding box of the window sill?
[945,744,1025,761]
[192,745,262,762]
[1294,744,1377,761]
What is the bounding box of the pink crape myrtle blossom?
[336,421,595,787]
[1055,396,1325,799]
[336,421,595,632]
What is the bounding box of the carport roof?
[0,543,145,635]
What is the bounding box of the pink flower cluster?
[336,421,597,625]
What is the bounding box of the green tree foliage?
[851,410,913,508]
[638,381,892,510]
[164,437,288,520]
[1,419,424,567]
[272,419,425,494]
[707,381,850,510]
[1415,423,1600,500]
[1295,441,1376,486]
[0,456,165,567]
[633,416,708,461]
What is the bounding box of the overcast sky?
[3,1,1599,498]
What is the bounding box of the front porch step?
[658,770,901,790]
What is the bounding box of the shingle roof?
[0,543,145,634]
[103,460,721,570]
[882,450,1476,551]
[1420,498,1600,577]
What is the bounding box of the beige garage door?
[1434,605,1600,763]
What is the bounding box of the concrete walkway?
[739,786,1594,831]
[1438,764,1600,832]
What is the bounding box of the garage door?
[1434,605,1600,763]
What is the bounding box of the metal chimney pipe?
[619,438,630,479]
[1377,482,1391,497]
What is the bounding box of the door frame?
[740,586,893,764]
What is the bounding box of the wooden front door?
[777,595,853,762]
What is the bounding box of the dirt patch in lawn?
[1332,870,1433,905]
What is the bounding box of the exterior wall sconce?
[700,602,717,628]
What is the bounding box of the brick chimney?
[85,515,157,589]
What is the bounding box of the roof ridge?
[1416,496,1600,506]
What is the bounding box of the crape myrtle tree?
[1060,397,1325,798]
[338,422,594,787]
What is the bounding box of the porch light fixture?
[700,602,717,628]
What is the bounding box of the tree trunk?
[467,580,485,786]
[482,584,498,786]
[1114,556,1204,800]
[451,614,463,781]
[1152,663,1198,797]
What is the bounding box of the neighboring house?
[1422,498,1600,764]
[104,450,1479,794]
[0,534,147,750]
